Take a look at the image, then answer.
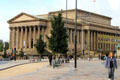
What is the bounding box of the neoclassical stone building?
[8,9,120,55]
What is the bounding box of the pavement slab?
[0,59,120,80]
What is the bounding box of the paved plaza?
[0,60,30,70]
[0,59,120,80]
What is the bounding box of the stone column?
[94,31,96,50]
[20,27,23,49]
[80,30,82,48]
[96,32,98,51]
[42,26,44,40]
[67,28,69,43]
[72,29,75,44]
[77,30,79,44]
[33,26,36,48]
[16,27,19,49]
[103,33,105,51]
[79,31,81,45]
[25,27,27,48]
[90,31,92,50]
[12,28,16,48]
[87,30,90,51]
[101,33,102,50]
[68,28,70,44]
[38,25,40,39]
[9,28,12,49]
[44,26,47,42]
[110,33,111,51]
[70,29,72,45]
[29,27,32,48]
[102,32,104,50]
[92,31,94,50]
[104,33,106,51]
[81,30,84,51]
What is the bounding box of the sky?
[0,0,120,42]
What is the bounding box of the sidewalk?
[0,60,30,71]
[0,61,48,80]
[0,59,120,80]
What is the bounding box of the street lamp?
[65,0,77,68]
[74,0,77,68]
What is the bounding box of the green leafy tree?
[0,42,3,52]
[2,42,9,58]
[35,35,46,55]
[4,42,9,50]
[19,48,24,57]
[47,13,68,55]
[2,48,7,58]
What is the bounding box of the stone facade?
[8,9,120,55]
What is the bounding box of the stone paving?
[0,59,120,80]
[0,60,30,70]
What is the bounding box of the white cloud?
[0,22,9,42]
[107,0,120,11]
[1,0,120,41]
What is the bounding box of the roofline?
[49,9,112,19]
[7,12,40,23]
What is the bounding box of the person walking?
[48,54,52,66]
[105,51,117,80]
[52,55,56,68]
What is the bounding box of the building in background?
[7,9,120,56]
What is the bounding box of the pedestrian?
[104,55,107,60]
[98,54,101,60]
[48,54,52,66]
[105,51,117,80]
[52,55,56,68]
[66,55,70,63]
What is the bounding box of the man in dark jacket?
[48,54,52,66]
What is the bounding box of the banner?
[97,33,120,44]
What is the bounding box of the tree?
[47,13,68,55]
[4,42,9,50]
[0,42,3,52]
[2,48,7,58]
[19,48,24,57]
[35,35,46,55]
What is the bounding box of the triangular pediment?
[8,13,39,23]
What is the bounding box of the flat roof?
[49,9,112,19]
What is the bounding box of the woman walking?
[105,51,117,80]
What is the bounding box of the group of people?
[48,55,70,67]
[48,52,117,80]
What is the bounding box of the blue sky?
[0,0,120,42]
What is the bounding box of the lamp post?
[74,0,77,68]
